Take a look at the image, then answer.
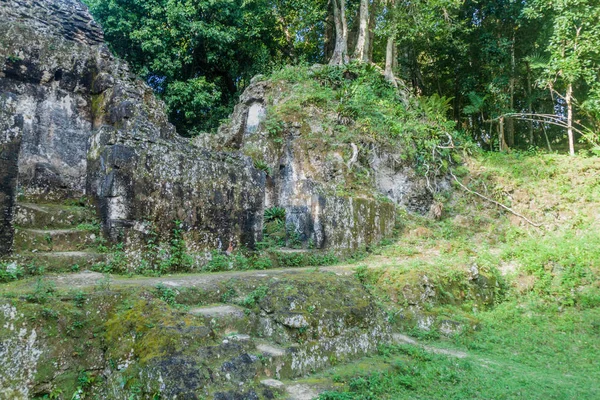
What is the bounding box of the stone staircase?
[11,201,107,273]
[186,303,330,399]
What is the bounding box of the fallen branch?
[450,172,543,228]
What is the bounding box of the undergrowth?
[322,151,600,399]
[268,63,474,182]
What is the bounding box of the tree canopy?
[85,0,600,153]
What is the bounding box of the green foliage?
[82,0,600,150]
[163,77,221,136]
[94,243,127,274]
[239,285,269,308]
[264,206,286,223]
[84,0,326,134]
[73,291,87,308]
[73,370,97,399]
[164,220,192,272]
[154,283,179,307]
[253,159,272,175]
[0,262,24,283]
[503,228,600,307]
[276,250,339,268]
[96,273,112,292]
[263,113,286,142]
[320,318,600,399]
[268,63,464,179]
[75,222,101,232]
[353,265,369,285]
[6,54,23,63]
[25,277,56,304]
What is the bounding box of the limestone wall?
[0,0,266,256]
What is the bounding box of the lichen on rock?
[0,303,42,400]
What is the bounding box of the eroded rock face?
[87,129,265,251]
[214,75,450,226]
[0,0,106,255]
[0,0,265,255]
[0,0,104,200]
[0,108,20,255]
[1,0,398,257]
[211,79,399,252]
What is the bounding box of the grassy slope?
[319,152,600,399]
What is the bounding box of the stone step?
[189,304,247,318]
[15,251,107,273]
[285,383,320,400]
[14,202,98,229]
[13,228,99,252]
[255,341,295,380]
[256,342,287,358]
[260,379,286,398]
[189,304,256,335]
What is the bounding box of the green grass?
[321,151,600,399]
[319,302,600,399]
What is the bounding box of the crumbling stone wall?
[212,80,397,252]
[0,0,266,256]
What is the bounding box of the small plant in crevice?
[166,220,192,272]
[263,112,285,143]
[25,277,56,304]
[253,159,272,175]
[41,307,59,320]
[96,273,112,292]
[73,290,87,308]
[239,285,269,308]
[0,262,24,282]
[94,242,127,273]
[25,262,45,276]
[6,54,23,63]
[72,370,97,399]
[220,285,238,303]
[154,283,179,307]
[286,225,305,249]
[354,265,369,285]
[75,222,101,232]
[95,236,109,253]
[264,206,286,223]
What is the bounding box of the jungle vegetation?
[84,0,600,156]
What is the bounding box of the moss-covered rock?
[0,271,394,399]
[357,263,501,334]
[203,76,400,253]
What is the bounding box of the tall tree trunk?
[566,83,575,156]
[506,32,516,147]
[330,0,349,65]
[367,0,377,62]
[499,116,508,151]
[347,9,359,54]
[354,0,369,62]
[324,0,335,62]
[526,62,534,145]
[384,35,397,87]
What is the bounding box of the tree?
[353,0,370,62]
[85,0,303,135]
[330,0,350,64]
[525,0,600,155]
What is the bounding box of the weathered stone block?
[0,0,267,258]
[0,137,20,256]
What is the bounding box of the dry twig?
[451,172,543,228]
